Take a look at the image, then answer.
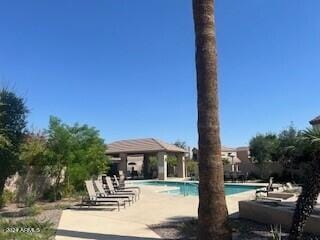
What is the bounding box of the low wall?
[239,200,320,235]
[5,168,54,201]
[234,162,284,179]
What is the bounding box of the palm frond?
[302,128,320,144]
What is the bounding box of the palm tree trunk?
[192,0,231,239]
[289,160,320,240]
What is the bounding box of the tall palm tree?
[192,0,231,239]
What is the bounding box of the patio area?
[56,183,257,240]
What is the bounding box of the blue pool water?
[134,181,261,196]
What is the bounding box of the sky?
[0,0,319,148]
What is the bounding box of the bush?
[31,205,41,215]
[24,192,36,207]
[42,187,62,202]
[0,190,16,208]
[23,205,41,216]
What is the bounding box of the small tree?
[0,89,27,207]
[186,160,197,177]
[67,123,109,192]
[44,116,109,199]
[167,155,178,177]
[148,156,158,178]
[45,116,74,200]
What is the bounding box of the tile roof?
[106,138,188,154]
[221,146,237,152]
[236,146,249,151]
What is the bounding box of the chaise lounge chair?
[82,180,126,211]
[255,177,280,197]
[283,182,301,193]
[113,175,141,196]
[105,176,139,201]
[94,180,134,206]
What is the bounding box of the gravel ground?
[0,207,62,228]
[0,200,77,239]
[149,218,320,240]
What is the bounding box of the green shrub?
[3,189,16,203]
[42,187,62,202]
[0,190,16,208]
[23,205,41,216]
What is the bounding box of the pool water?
[134,181,260,196]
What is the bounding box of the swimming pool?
[133,180,261,196]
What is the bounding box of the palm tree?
[289,128,320,240]
[192,0,231,239]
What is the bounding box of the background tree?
[275,126,304,182]
[0,89,27,207]
[174,140,187,150]
[20,132,48,171]
[193,0,231,238]
[249,133,279,179]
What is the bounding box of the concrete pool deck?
[56,183,259,240]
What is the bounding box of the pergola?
[106,138,188,180]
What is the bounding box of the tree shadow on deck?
[56,229,159,240]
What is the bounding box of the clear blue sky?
[0,0,319,148]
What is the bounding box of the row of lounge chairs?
[82,175,140,211]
